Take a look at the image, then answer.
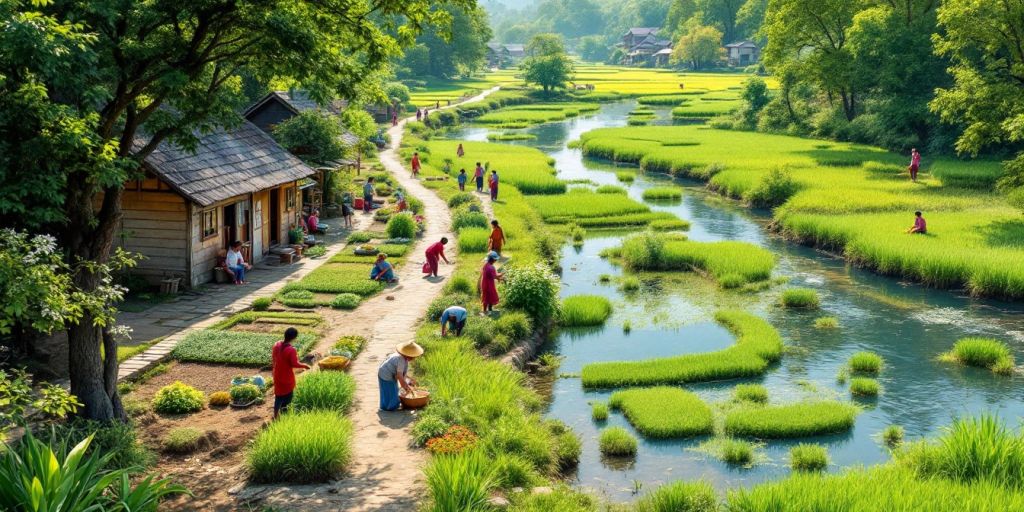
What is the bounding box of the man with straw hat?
[378,340,424,411]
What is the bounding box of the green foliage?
[447,192,477,209]
[848,351,883,374]
[452,207,489,231]
[0,231,82,335]
[883,425,905,448]
[329,293,361,310]
[332,335,366,357]
[598,427,637,457]
[814,316,840,329]
[642,186,684,200]
[424,450,496,512]
[725,401,860,438]
[248,411,353,483]
[151,382,204,415]
[292,371,357,413]
[591,401,609,421]
[582,310,783,388]
[939,338,1015,375]
[609,387,713,438]
[493,453,542,489]
[411,414,450,447]
[462,316,496,349]
[46,419,155,471]
[501,264,561,322]
[791,444,829,471]
[494,312,532,341]
[457,227,490,252]
[717,438,758,466]
[173,330,316,366]
[347,232,375,243]
[734,383,769,403]
[620,276,641,292]
[745,166,799,208]
[1,369,81,439]
[162,427,205,454]
[445,275,475,295]
[273,111,348,165]
[304,245,327,258]
[781,288,820,308]
[521,34,574,93]
[252,297,272,311]
[508,485,597,512]
[386,213,417,239]
[635,480,718,512]
[596,184,626,194]
[289,264,385,296]
[618,233,775,285]
[426,293,473,321]
[560,295,613,326]
[850,377,881,397]
[229,384,263,404]
[896,415,1024,489]
[616,171,636,182]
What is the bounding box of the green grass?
[781,288,820,308]
[620,276,641,292]
[209,311,321,330]
[292,371,357,413]
[596,184,627,194]
[162,427,205,453]
[642,186,684,200]
[790,444,829,471]
[671,98,743,118]
[848,351,884,375]
[616,171,636,182]
[286,263,386,296]
[476,103,598,126]
[560,295,613,326]
[581,310,783,388]
[883,425,905,447]
[172,330,317,366]
[591,401,609,421]
[487,132,537,141]
[814,316,840,329]
[414,139,566,195]
[636,94,693,106]
[247,411,352,483]
[724,401,860,438]
[527,189,650,222]
[608,387,713,438]
[895,415,1024,488]
[116,341,155,363]
[708,438,759,467]
[733,383,769,403]
[457,227,491,253]
[939,337,1015,375]
[598,426,637,456]
[424,450,497,512]
[618,233,774,285]
[634,480,718,512]
[850,377,881,397]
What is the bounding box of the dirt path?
[247,88,500,511]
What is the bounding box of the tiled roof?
[627,27,659,36]
[244,90,359,147]
[138,120,316,206]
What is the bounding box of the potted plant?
[229,383,264,408]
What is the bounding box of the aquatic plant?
[781,288,820,308]
[719,438,758,466]
[560,295,613,326]
[790,444,829,471]
[599,427,638,457]
[591,401,609,421]
[609,387,713,438]
[724,401,859,438]
[895,415,1024,488]
[642,186,684,200]
[248,411,353,483]
[634,480,717,512]
[619,276,641,292]
[814,316,840,329]
[883,425,905,448]
[733,383,769,403]
[596,184,627,194]
[616,171,636,182]
[939,337,1014,375]
[848,351,883,374]
[617,233,775,284]
[850,377,880,397]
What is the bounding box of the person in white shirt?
[225,240,251,284]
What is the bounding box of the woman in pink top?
[907,211,927,234]
[908,148,921,182]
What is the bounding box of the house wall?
[246,101,295,135]
[117,188,189,284]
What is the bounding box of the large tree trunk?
[68,311,121,421]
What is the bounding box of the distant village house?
[487,43,526,68]
[619,28,672,67]
[724,40,760,66]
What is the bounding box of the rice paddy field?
[439,96,1024,502]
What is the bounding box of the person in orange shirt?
[487,220,506,256]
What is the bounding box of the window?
[285,187,296,211]
[201,209,218,240]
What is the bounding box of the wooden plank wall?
[118,190,189,284]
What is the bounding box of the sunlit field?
[407,70,519,106]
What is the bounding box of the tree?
[410,4,493,78]
[739,77,770,126]
[341,107,379,173]
[578,36,610,63]
[521,34,574,94]
[665,0,698,39]
[697,0,745,43]
[273,112,348,166]
[0,0,469,421]
[670,25,725,70]
[736,0,768,41]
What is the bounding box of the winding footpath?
[251,87,499,511]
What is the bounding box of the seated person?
[394,189,408,212]
[307,209,327,234]
[440,305,467,337]
[370,253,397,282]
[225,240,251,284]
[907,210,927,234]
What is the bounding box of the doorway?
[269,188,280,246]
[223,203,237,250]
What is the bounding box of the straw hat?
[396,341,424,358]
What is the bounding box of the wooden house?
[725,41,760,66]
[120,120,316,287]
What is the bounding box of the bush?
[734,383,769,403]
[252,297,272,311]
[599,426,637,456]
[452,207,489,231]
[591,401,609,421]
[425,450,496,512]
[814,316,840,329]
[462,316,496,348]
[447,192,477,208]
[790,444,829,471]
[883,425,905,448]
[781,288,820,308]
[560,295,613,326]
[229,383,263,404]
[152,381,204,414]
[635,480,717,512]
[248,411,353,483]
[386,212,417,239]
[501,263,561,322]
[292,371,357,413]
[330,293,361,310]
[494,311,532,341]
[848,351,883,374]
[850,377,880,397]
[940,337,1014,374]
[412,414,450,447]
[162,427,205,453]
[44,418,155,471]
[745,165,799,208]
[209,391,231,406]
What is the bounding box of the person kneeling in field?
[378,341,423,411]
[907,211,927,234]
[440,305,467,336]
[370,253,397,283]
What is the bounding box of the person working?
[423,237,450,277]
[489,169,500,201]
[371,253,397,282]
[487,220,506,256]
[474,162,484,193]
[225,241,251,285]
[378,341,424,411]
[458,169,467,191]
[271,327,310,419]
[395,188,407,212]
[909,148,921,182]
[411,152,421,177]
[363,177,375,214]
[440,305,468,337]
[907,211,927,234]
[480,251,504,313]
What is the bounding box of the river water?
[447,101,1024,501]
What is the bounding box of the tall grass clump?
[733,383,769,403]
[616,171,636,182]
[895,415,1024,489]
[248,411,352,483]
[457,227,490,252]
[291,371,357,413]
[939,337,1015,375]
[591,401,609,421]
[790,444,829,471]
[814,316,839,329]
[596,184,626,194]
[560,295,613,327]
[599,426,638,456]
[642,186,684,201]
[424,450,496,512]
[848,351,883,375]
[781,288,820,308]
[609,387,713,438]
[850,377,880,397]
[386,212,417,239]
[883,425,905,448]
[620,276,641,292]
[617,233,775,285]
[582,310,783,388]
[634,480,717,512]
[724,401,860,438]
[501,264,561,322]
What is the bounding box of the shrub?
[725,401,859,438]
[560,295,613,326]
[292,371,357,413]
[939,337,1015,375]
[425,450,496,512]
[386,212,417,239]
[642,186,683,200]
[447,192,477,208]
[591,401,609,421]
[45,418,155,471]
[791,444,829,471]
[501,264,561,322]
[162,427,205,453]
[745,166,799,208]
[734,383,769,403]
[848,351,883,374]
[248,411,353,483]
[452,207,489,231]
[781,288,820,308]
[462,316,496,348]
[599,426,638,456]
[494,311,532,341]
[152,381,204,414]
[883,425,905,448]
[814,316,840,329]
[252,297,272,311]
[412,414,450,447]
[229,383,263,404]
[850,377,880,397]
[209,391,231,407]
[635,480,717,512]
[330,293,361,310]
[609,387,713,438]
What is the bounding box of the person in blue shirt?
[457,168,467,191]
[370,253,396,282]
[440,305,468,336]
[362,177,375,213]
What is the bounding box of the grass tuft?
[850,377,881,397]
[939,337,1015,375]
[724,401,860,438]
[292,371,357,413]
[599,426,638,457]
[634,480,717,512]
[642,186,684,201]
[733,383,769,403]
[560,295,613,326]
[814,316,840,329]
[609,387,713,438]
[591,401,609,421]
[247,411,353,483]
[848,351,883,375]
[883,425,905,448]
[791,444,829,471]
[781,288,820,308]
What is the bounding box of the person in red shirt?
[271,327,310,419]
[908,148,922,182]
[907,210,927,234]
[410,152,421,177]
[423,237,450,277]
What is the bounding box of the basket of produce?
[318,355,351,371]
[353,244,378,256]
[400,388,430,409]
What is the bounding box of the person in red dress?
[271,328,310,419]
[411,152,421,177]
[423,237,450,277]
[908,148,921,182]
[480,251,504,313]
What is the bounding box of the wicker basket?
[400,388,430,409]
[318,356,351,371]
